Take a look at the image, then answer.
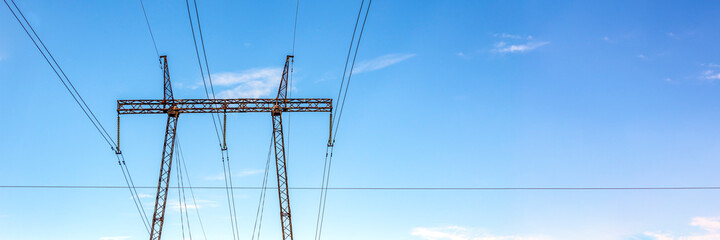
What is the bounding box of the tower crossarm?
[118,98,332,114]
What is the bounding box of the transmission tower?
[117,55,331,240]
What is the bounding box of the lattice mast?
[116,55,331,240]
[272,55,295,240]
[149,55,179,240]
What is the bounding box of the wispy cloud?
[702,70,720,81]
[692,216,720,232]
[204,173,226,181]
[212,68,283,98]
[353,53,416,73]
[490,33,547,54]
[130,193,153,200]
[205,169,264,181]
[493,33,533,40]
[237,169,263,177]
[100,237,130,240]
[493,41,549,53]
[411,226,550,240]
[642,216,720,240]
[168,199,217,211]
[700,64,720,82]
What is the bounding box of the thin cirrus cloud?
[204,169,264,180]
[490,33,548,53]
[352,53,416,74]
[212,67,283,98]
[208,53,413,98]
[99,237,130,240]
[641,216,720,240]
[168,199,217,211]
[493,41,550,53]
[411,226,549,240]
[700,64,720,82]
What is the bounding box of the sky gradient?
[3,1,720,240]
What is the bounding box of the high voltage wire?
[251,138,274,240]
[175,156,188,240]
[3,0,116,149]
[177,142,209,240]
[139,0,160,57]
[183,0,241,239]
[184,0,223,145]
[4,0,151,233]
[4,186,720,191]
[315,1,372,240]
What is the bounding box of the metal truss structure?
[118,55,329,240]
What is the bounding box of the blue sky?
[3,1,720,240]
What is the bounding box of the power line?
[3,0,116,149]
[177,143,209,240]
[220,155,239,240]
[192,0,218,101]
[251,138,274,240]
[5,0,151,232]
[5,185,720,191]
[117,154,152,234]
[138,0,160,57]
[183,1,240,239]
[224,154,242,240]
[184,0,223,145]
[175,156,188,240]
[315,1,372,240]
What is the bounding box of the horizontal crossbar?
[117,98,332,114]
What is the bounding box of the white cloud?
[701,70,720,81]
[353,53,416,73]
[168,199,217,211]
[411,226,550,240]
[130,193,153,200]
[100,237,130,240]
[205,169,263,180]
[493,33,533,40]
[138,193,153,198]
[237,169,263,177]
[212,67,283,98]
[701,63,720,68]
[204,172,226,181]
[643,216,720,240]
[637,54,649,60]
[603,36,611,41]
[691,217,720,232]
[493,41,549,53]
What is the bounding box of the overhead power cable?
[5,0,151,232]
[177,143,209,240]
[3,0,116,149]
[138,0,160,57]
[251,138,274,240]
[4,186,720,191]
[176,156,188,240]
[116,154,152,233]
[184,0,223,145]
[315,1,372,240]
[183,1,241,239]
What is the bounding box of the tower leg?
[272,111,294,240]
[149,112,179,240]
